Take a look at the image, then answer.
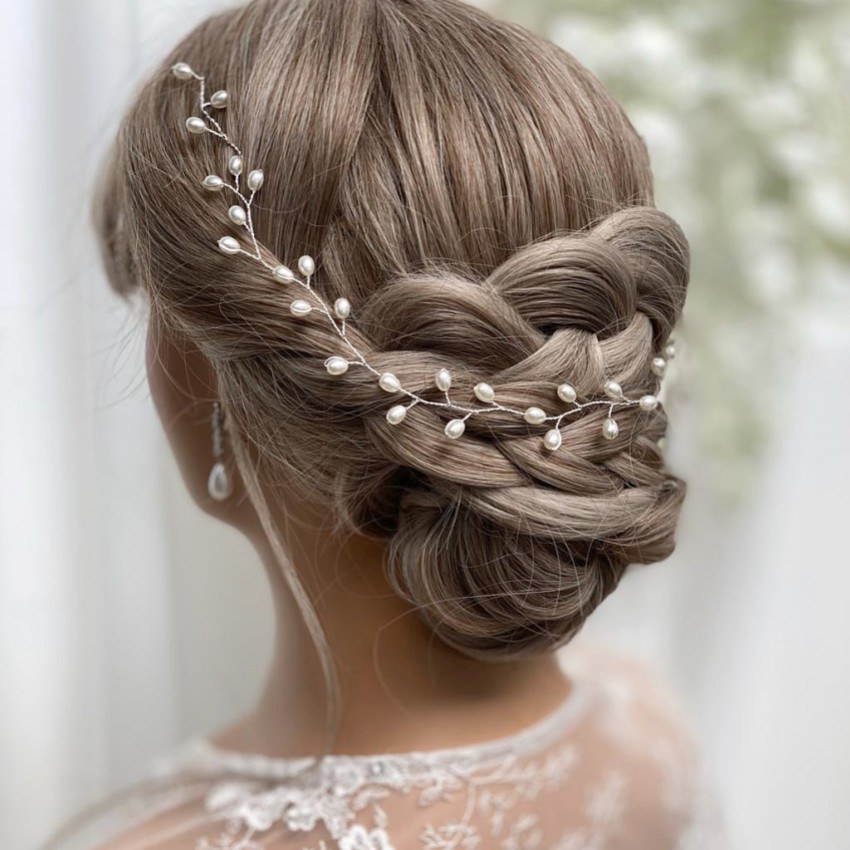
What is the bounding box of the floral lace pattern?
[190,742,580,850]
[179,696,584,850]
[62,643,728,850]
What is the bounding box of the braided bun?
[360,208,688,657]
[98,0,690,659]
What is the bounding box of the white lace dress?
[55,642,728,850]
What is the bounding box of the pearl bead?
[273,265,295,282]
[604,380,623,400]
[247,169,264,191]
[210,90,229,109]
[651,357,667,377]
[386,405,407,425]
[325,356,349,375]
[663,341,676,360]
[298,255,316,277]
[228,155,243,176]
[171,62,194,80]
[218,236,240,255]
[524,406,546,425]
[639,394,659,411]
[290,299,312,317]
[379,373,401,393]
[474,382,495,403]
[228,205,247,225]
[445,419,466,440]
[202,175,224,192]
[334,298,351,320]
[435,368,452,392]
[207,461,232,501]
[602,417,619,440]
[185,117,206,134]
[557,383,577,404]
[543,429,563,451]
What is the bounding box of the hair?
[95,0,689,671]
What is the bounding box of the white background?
[1,1,849,848]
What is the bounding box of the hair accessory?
[172,62,673,451]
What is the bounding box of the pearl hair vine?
[171,61,675,452]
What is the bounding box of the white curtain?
[1,2,270,846]
[2,1,848,848]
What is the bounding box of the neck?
[213,495,572,759]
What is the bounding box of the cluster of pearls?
[172,61,673,453]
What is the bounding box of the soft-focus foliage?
[486,0,850,500]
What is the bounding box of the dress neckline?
[172,675,594,781]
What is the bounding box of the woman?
[59,0,724,846]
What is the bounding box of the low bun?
[389,473,685,659]
[359,209,689,659]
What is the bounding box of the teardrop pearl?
[290,299,312,317]
[228,155,243,176]
[663,341,676,360]
[273,265,295,282]
[379,373,401,393]
[325,356,349,375]
[172,62,195,80]
[202,175,224,192]
[228,205,247,225]
[386,405,407,425]
[210,90,229,109]
[639,394,659,411]
[604,380,623,400]
[435,368,452,392]
[602,417,620,440]
[543,429,563,451]
[524,406,546,425]
[474,382,495,403]
[334,298,351,320]
[557,383,577,404]
[207,462,232,501]
[185,117,206,134]
[218,236,240,255]
[651,357,667,377]
[247,169,264,191]
[445,419,466,440]
[298,255,316,277]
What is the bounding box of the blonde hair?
[96,0,688,676]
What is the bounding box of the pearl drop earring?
[207,401,233,501]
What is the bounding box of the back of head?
[96,0,690,659]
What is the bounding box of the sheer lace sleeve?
[558,641,728,850]
[50,640,728,850]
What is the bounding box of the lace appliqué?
[46,644,727,850]
[191,741,578,850]
[128,651,728,850]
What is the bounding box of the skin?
[145,306,573,758]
